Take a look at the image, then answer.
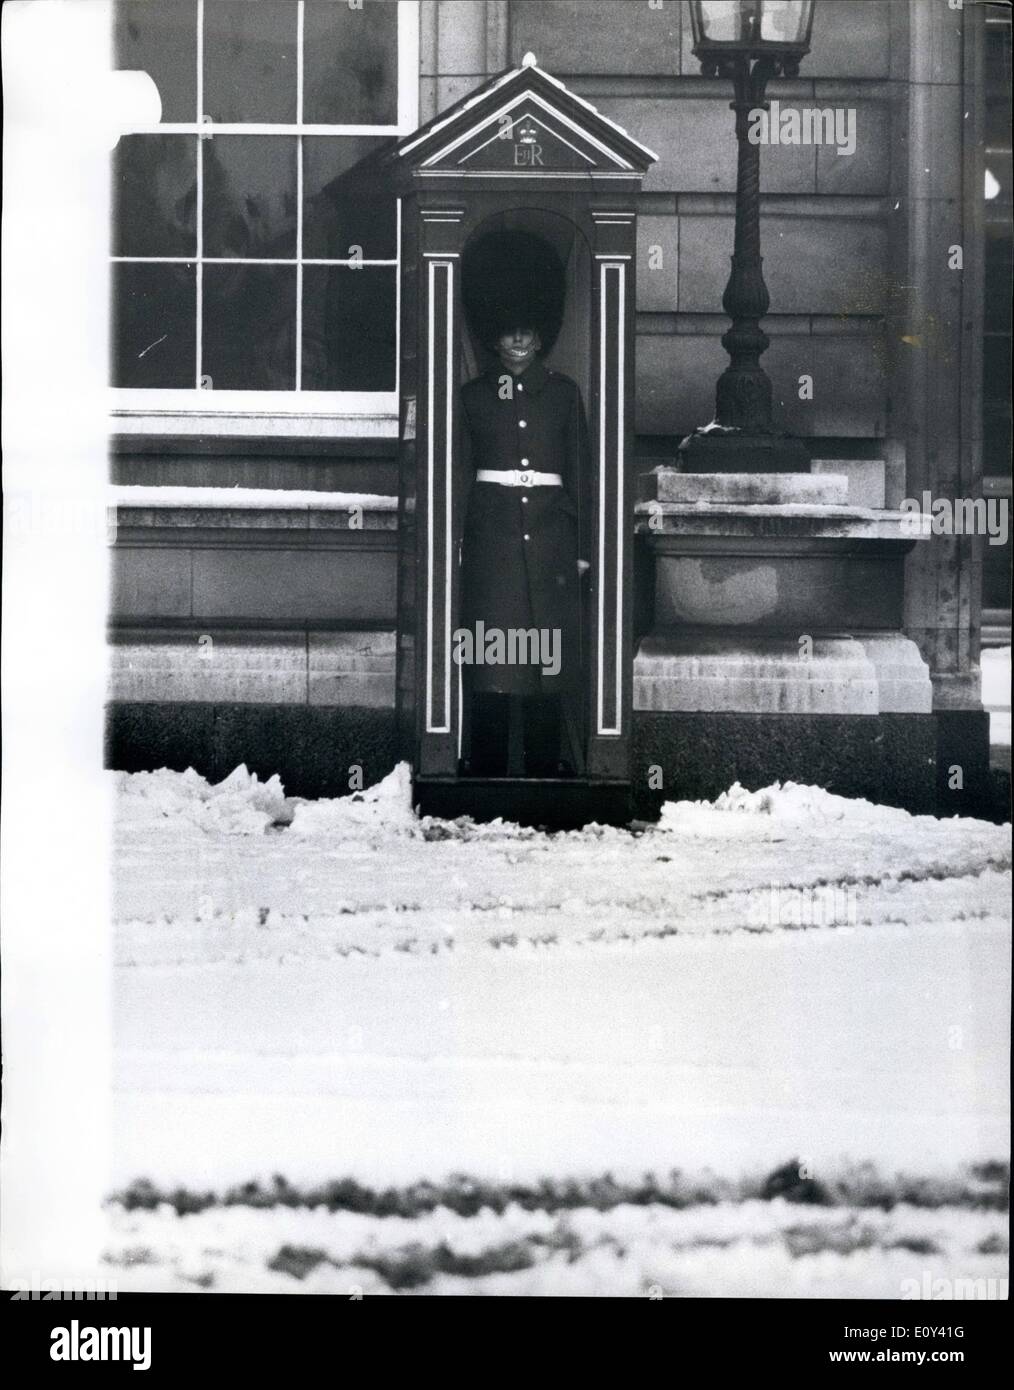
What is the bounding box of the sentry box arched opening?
[387,55,656,827]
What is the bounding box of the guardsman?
[459,305,591,777]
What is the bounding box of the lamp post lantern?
[681,0,816,472]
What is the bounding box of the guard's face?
[496,326,541,373]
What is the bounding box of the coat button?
[521,457,529,465]
[521,496,528,503]
[519,420,527,428]
[523,533,530,541]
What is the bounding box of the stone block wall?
[503,0,905,449]
[107,498,399,785]
[105,0,993,804]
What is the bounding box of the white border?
[415,170,636,181]
[422,91,634,171]
[425,259,454,735]
[597,261,625,738]
[397,57,658,163]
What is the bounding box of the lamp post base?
[678,428,811,474]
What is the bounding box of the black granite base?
[631,712,940,820]
[106,704,1005,823]
[106,702,397,801]
[934,709,1003,821]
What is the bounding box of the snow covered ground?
[108,764,1011,1296]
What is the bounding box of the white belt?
[475,469,563,488]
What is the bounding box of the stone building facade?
[107,0,1010,819]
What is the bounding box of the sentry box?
[388,55,657,827]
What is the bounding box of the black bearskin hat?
[462,227,566,355]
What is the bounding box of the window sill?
[109,485,399,533]
[109,391,399,441]
[109,484,397,512]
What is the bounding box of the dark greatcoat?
[459,357,591,696]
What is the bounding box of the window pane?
[203,265,296,389]
[112,135,197,257]
[302,265,396,390]
[114,0,198,122]
[697,2,742,43]
[759,1,809,44]
[303,137,396,260]
[203,0,296,123]
[303,0,398,125]
[203,136,297,259]
[111,262,196,387]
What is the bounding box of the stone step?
[641,469,848,506]
[633,633,932,715]
[811,459,886,509]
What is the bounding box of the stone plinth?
[634,634,879,714]
[633,466,934,719]
[811,459,886,509]
[109,629,397,708]
[636,512,928,633]
[859,634,933,714]
[649,546,907,631]
[643,469,848,506]
[634,633,932,716]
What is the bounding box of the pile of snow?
[114,764,288,836]
[115,761,420,841]
[115,762,1007,845]
[288,762,417,838]
[660,780,963,837]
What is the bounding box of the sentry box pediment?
[390,59,657,825]
[394,53,657,186]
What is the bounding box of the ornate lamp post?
[680,0,815,472]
